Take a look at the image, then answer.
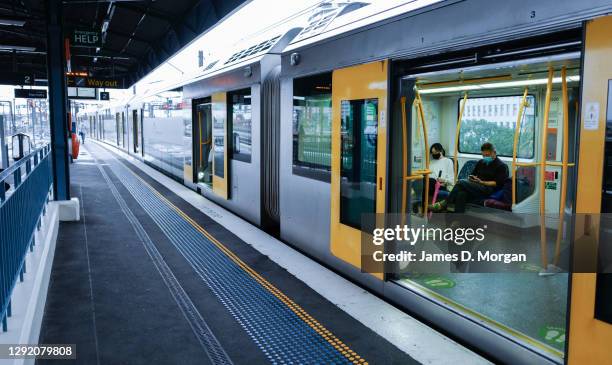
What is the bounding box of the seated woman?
[428,143,454,201]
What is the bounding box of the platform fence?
[0,144,52,331]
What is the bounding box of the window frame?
[457,94,537,159]
[227,87,252,163]
[292,72,333,183]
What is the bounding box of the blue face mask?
[482,156,494,164]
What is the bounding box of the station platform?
[35,141,489,365]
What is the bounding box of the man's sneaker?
[429,200,447,212]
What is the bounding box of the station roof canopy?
[0,0,247,87]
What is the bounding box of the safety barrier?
[0,144,52,331]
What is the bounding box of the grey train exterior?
[89,1,612,364]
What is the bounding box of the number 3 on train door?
[330,60,388,276]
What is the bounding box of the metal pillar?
[46,0,70,200]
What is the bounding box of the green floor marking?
[422,276,456,289]
[519,263,541,272]
[539,326,566,345]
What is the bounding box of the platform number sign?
[100,92,110,101]
[0,72,35,86]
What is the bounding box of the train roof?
[281,0,612,78]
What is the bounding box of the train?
[80,1,612,364]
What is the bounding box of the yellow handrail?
[400,92,432,219]
[512,88,529,206]
[415,91,430,217]
[454,92,468,183]
[539,67,554,269]
[401,96,408,220]
[554,66,570,266]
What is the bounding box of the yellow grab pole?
[554,67,570,266]
[512,88,529,205]
[415,91,430,217]
[454,92,468,183]
[539,67,554,269]
[401,96,408,222]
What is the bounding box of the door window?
[195,101,213,186]
[339,99,378,229]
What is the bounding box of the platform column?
[46,0,70,200]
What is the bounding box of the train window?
[340,98,378,229]
[292,72,332,181]
[596,82,612,324]
[459,95,536,158]
[194,99,213,186]
[228,88,252,163]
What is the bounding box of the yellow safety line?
[124,164,368,365]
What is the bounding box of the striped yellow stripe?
[125,166,368,365]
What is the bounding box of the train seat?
[456,160,533,215]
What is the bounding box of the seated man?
[430,142,508,213]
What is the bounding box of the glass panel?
[213,98,225,178]
[340,99,378,229]
[116,112,120,145]
[596,274,612,324]
[141,90,184,177]
[133,110,139,153]
[196,102,213,186]
[229,89,252,163]
[459,95,536,158]
[293,73,332,177]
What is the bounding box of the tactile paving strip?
[99,148,367,365]
[93,153,234,365]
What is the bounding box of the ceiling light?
[0,18,25,26]
[0,45,35,52]
[418,76,580,94]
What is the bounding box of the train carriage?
[87,1,612,363]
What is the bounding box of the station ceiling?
[0,0,247,87]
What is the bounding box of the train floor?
[36,142,489,365]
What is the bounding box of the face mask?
[432,153,441,160]
[482,156,494,164]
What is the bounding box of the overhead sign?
[100,91,110,100]
[71,28,102,48]
[0,72,35,86]
[67,87,97,100]
[66,76,122,89]
[14,88,47,99]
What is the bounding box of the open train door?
[211,92,229,199]
[568,15,612,364]
[330,61,387,277]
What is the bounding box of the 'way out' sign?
[71,29,102,48]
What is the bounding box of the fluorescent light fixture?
[0,45,35,52]
[0,18,25,26]
[419,75,581,94]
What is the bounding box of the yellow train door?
[330,60,388,276]
[568,15,612,365]
[211,92,229,199]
